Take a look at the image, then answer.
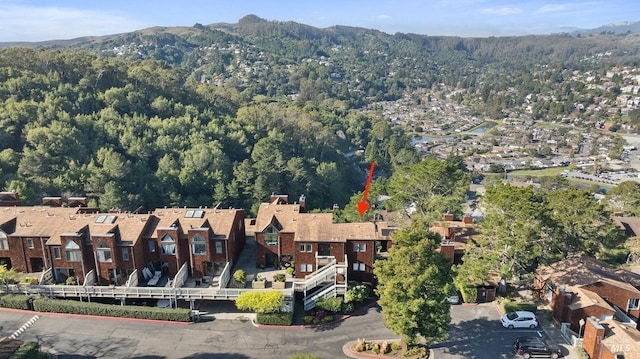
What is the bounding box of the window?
[215,241,223,254]
[122,247,130,261]
[96,241,112,263]
[192,235,206,255]
[352,262,366,271]
[160,234,176,255]
[264,233,278,246]
[299,263,313,272]
[628,298,640,310]
[65,240,80,262]
[27,238,34,249]
[353,243,366,252]
[300,244,312,252]
[264,225,278,246]
[53,247,61,259]
[0,231,8,250]
[148,240,156,253]
[185,210,204,218]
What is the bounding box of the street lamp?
[579,318,586,338]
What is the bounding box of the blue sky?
[0,0,638,42]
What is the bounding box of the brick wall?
[582,317,605,359]
[347,240,375,284]
[568,306,615,333]
[582,282,640,321]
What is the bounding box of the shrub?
[273,273,286,282]
[19,277,38,285]
[0,294,32,310]
[371,343,380,354]
[380,341,390,354]
[286,267,295,276]
[32,297,191,321]
[390,342,401,351]
[303,315,317,325]
[315,297,343,313]
[322,315,333,322]
[233,269,246,283]
[65,277,77,285]
[342,302,354,313]
[504,301,537,313]
[288,354,321,359]
[354,338,366,352]
[344,281,370,303]
[576,347,589,359]
[314,309,327,320]
[236,290,284,313]
[459,285,477,303]
[255,311,293,325]
[8,341,48,359]
[403,345,426,358]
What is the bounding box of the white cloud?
[0,5,148,42]
[482,6,523,16]
[535,4,566,14]
[377,14,390,20]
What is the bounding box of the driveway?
[0,304,395,359]
[432,303,547,359]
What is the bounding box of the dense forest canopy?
[1,16,640,213]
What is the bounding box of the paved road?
[432,303,550,359]
[0,305,395,359]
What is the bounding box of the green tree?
[547,187,624,257]
[466,182,552,281]
[374,220,451,346]
[0,263,20,292]
[386,156,470,222]
[235,290,284,313]
[605,181,640,216]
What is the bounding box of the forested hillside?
[1,15,639,212]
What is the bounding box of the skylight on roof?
[185,210,205,218]
[95,215,107,223]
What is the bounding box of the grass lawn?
[507,166,570,177]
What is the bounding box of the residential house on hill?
[0,204,245,286]
[251,194,395,285]
[534,254,640,334]
[582,316,640,359]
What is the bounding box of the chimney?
[439,242,455,262]
[299,194,306,213]
[444,213,454,221]
[582,317,605,359]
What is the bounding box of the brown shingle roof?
[150,207,242,239]
[294,213,392,242]
[537,254,640,292]
[567,286,615,311]
[612,216,640,237]
[0,207,85,244]
[599,319,640,357]
[254,203,300,233]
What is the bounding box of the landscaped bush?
[233,269,246,283]
[288,354,320,359]
[19,277,38,285]
[255,310,293,325]
[286,267,295,276]
[303,315,316,325]
[344,281,370,303]
[8,341,48,359]
[504,300,537,313]
[32,297,191,321]
[0,294,32,310]
[314,296,343,313]
[342,302,354,313]
[273,273,286,282]
[458,285,477,303]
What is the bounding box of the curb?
[0,307,191,325]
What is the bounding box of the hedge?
[255,311,293,325]
[8,341,48,359]
[0,294,32,310]
[32,297,191,322]
[504,300,538,313]
[314,297,343,313]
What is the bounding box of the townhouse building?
[0,203,245,287]
[251,194,395,285]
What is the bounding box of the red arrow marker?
[357,162,376,216]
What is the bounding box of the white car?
[501,311,538,329]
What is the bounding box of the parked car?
[501,311,538,329]
[514,336,562,358]
[447,293,460,305]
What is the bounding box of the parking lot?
[432,303,561,359]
